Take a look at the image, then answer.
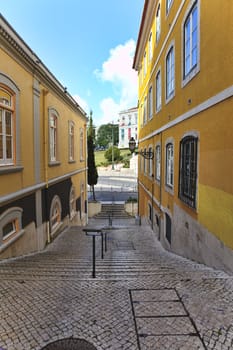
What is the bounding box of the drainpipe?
[43,89,50,244]
[158,132,163,240]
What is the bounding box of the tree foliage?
[104,146,121,162]
[96,123,119,148]
[87,111,98,200]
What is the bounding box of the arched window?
[156,3,161,42]
[68,121,75,162]
[50,195,62,233]
[69,186,76,218]
[0,74,20,173]
[48,108,59,163]
[0,207,24,249]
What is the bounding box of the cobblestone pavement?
[0,218,233,350]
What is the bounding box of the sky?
[0,0,144,126]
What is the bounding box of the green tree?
[97,123,119,148]
[104,146,121,162]
[87,111,98,200]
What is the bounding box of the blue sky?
[1,0,144,125]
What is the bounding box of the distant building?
[0,15,88,260]
[118,107,138,149]
[133,0,233,273]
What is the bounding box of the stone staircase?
[94,203,130,219]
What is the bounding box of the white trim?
[165,40,175,104]
[139,84,233,143]
[181,0,200,87]
[139,180,165,212]
[139,0,186,99]
[0,167,87,205]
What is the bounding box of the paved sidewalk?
[0,218,232,350]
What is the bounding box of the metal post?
[104,232,107,252]
[101,232,104,259]
[92,235,96,278]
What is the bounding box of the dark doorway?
[165,213,172,244]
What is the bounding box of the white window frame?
[156,3,161,43]
[148,146,153,177]
[166,0,173,14]
[166,142,174,188]
[144,148,147,174]
[68,121,75,162]
[0,207,24,251]
[143,97,147,125]
[148,85,153,120]
[155,144,161,181]
[182,0,200,87]
[48,108,60,164]
[69,186,76,219]
[144,51,147,76]
[80,128,84,161]
[166,44,175,102]
[156,69,162,112]
[0,74,20,172]
[49,195,62,235]
[149,32,153,61]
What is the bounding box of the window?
[144,51,147,76]
[0,87,14,166]
[0,75,20,172]
[69,186,76,218]
[155,145,161,181]
[121,129,124,141]
[156,4,161,42]
[166,143,174,187]
[184,1,198,78]
[143,97,147,124]
[50,195,62,233]
[80,128,84,161]
[68,121,75,162]
[144,148,147,174]
[0,207,23,248]
[49,109,59,163]
[179,136,198,208]
[148,86,153,119]
[166,0,173,14]
[156,70,162,111]
[148,147,153,177]
[166,46,175,100]
[128,128,131,140]
[149,32,153,61]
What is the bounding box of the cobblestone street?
[0,218,232,350]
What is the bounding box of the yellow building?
[133,0,233,273]
[0,15,88,259]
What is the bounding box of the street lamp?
[128,137,154,159]
[129,137,136,154]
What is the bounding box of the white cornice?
[0,14,87,119]
[133,0,157,70]
[139,84,233,143]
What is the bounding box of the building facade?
[118,107,138,149]
[133,0,233,273]
[0,15,88,259]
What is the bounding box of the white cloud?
[73,94,89,114]
[95,39,138,124]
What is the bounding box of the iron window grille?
[179,136,198,208]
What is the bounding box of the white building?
[118,107,138,149]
